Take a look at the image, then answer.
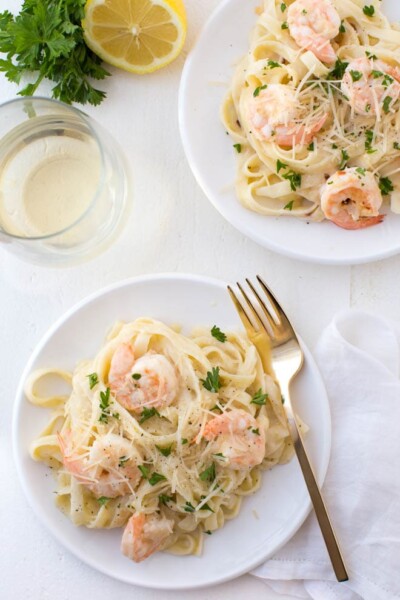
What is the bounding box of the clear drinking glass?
[0,97,129,265]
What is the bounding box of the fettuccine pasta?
[26,318,293,562]
[222,0,400,229]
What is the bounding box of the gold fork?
[228,275,348,583]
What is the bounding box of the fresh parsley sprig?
[201,367,221,393]
[211,325,227,343]
[0,0,110,105]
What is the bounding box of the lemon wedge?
[83,0,186,74]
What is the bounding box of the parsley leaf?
[211,325,227,343]
[97,496,110,506]
[0,0,109,105]
[329,58,349,79]
[156,444,173,457]
[383,96,392,114]
[356,167,366,176]
[118,456,129,467]
[339,149,349,169]
[201,367,221,393]
[363,5,375,17]
[365,130,376,154]
[181,438,188,445]
[159,494,173,505]
[252,428,260,435]
[99,388,111,423]
[339,21,346,33]
[267,59,280,69]
[184,502,195,513]
[138,465,150,479]
[379,177,394,196]
[250,388,269,405]
[199,463,216,483]
[280,3,286,12]
[281,21,288,29]
[366,50,377,60]
[233,143,242,153]
[132,373,142,380]
[87,373,99,389]
[394,142,400,150]
[139,407,161,424]
[284,200,294,210]
[149,472,167,486]
[282,170,302,191]
[253,84,268,97]
[307,141,314,151]
[277,159,288,173]
[350,70,363,82]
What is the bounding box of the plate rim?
[12,272,331,589]
[178,0,400,266]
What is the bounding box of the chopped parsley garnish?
[97,496,110,506]
[383,96,392,114]
[339,149,349,169]
[139,406,160,424]
[363,5,375,17]
[99,387,111,423]
[267,59,280,69]
[149,472,167,486]
[184,502,195,513]
[282,170,302,191]
[366,50,377,60]
[382,74,394,88]
[199,500,214,512]
[330,58,349,79]
[284,200,294,210]
[365,129,376,153]
[233,143,242,153]
[252,428,260,435]
[372,70,384,79]
[281,21,288,29]
[276,159,288,173]
[138,465,150,479]
[365,103,371,113]
[213,453,225,458]
[205,530,212,535]
[379,176,394,196]
[253,84,267,97]
[394,142,400,150]
[159,494,173,505]
[118,456,129,467]
[199,463,216,483]
[211,325,227,343]
[307,141,314,151]
[156,444,173,457]
[332,143,338,149]
[132,373,141,380]
[350,70,363,82]
[280,2,286,12]
[250,388,269,405]
[210,404,223,413]
[356,167,366,176]
[87,373,99,389]
[181,438,188,445]
[201,367,221,393]
[339,21,346,33]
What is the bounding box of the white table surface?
[1,0,400,598]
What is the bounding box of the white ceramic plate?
[179,0,400,265]
[13,274,331,589]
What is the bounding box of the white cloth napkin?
[251,309,400,600]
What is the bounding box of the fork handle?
[286,414,349,582]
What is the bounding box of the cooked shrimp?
[59,431,141,498]
[203,409,266,469]
[341,57,400,116]
[121,512,174,562]
[287,0,340,64]
[248,83,327,147]
[321,168,384,229]
[108,343,178,412]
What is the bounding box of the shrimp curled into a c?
[341,57,400,116]
[58,431,141,498]
[108,343,178,412]
[320,168,384,230]
[203,409,266,469]
[287,0,341,65]
[121,513,174,562]
[247,83,327,148]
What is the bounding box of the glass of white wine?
[0,97,129,265]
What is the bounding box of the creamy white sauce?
[0,134,101,237]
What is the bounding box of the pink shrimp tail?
[331,213,385,230]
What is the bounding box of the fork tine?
[245,278,280,336]
[256,275,291,328]
[236,282,264,330]
[227,285,256,334]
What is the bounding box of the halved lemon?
[83,0,187,74]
